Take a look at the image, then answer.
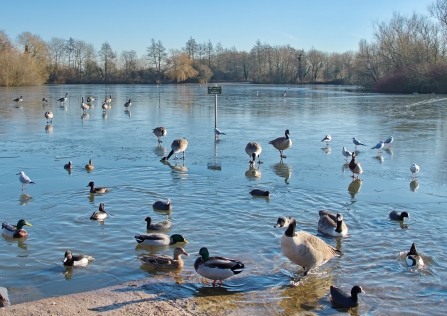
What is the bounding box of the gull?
[321,135,331,145]
[352,137,365,148]
[384,136,394,147]
[342,147,352,161]
[214,128,226,136]
[17,171,35,191]
[410,163,420,178]
[371,140,384,153]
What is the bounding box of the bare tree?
[183,36,198,60]
[307,47,325,81]
[98,42,116,81]
[48,37,66,73]
[121,50,138,80]
[146,39,167,84]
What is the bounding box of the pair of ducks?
[245,129,292,165]
[63,159,95,171]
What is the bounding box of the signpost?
[208,86,222,129]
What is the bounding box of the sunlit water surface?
[0,84,446,315]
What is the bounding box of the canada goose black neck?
[335,214,343,233]
[166,149,174,160]
[408,243,418,255]
[285,129,290,139]
[285,219,296,237]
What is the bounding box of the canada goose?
[62,250,95,267]
[101,102,109,111]
[152,199,172,211]
[2,219,32,238]
[134,233,187,246]
[194,247,244,285]
[90,203,108,221]
[13,96,23,103]
[161,139,188,161]
[405,243,424,267]
[87,96,95,102]
[352,137,366,147]
[57,93,68,103]
[269,129,292,160]
[342,147,352,161]
[145,216,172,230]
[384,136,393,147]
[16,171,35,191]
[371,140,384,152]
[64,161,73,169]
[105,95,112,103]
[245,142,262,165]
[349,153,363,179]
[389,211,410,221]
[86,181,109,194]
[85,159,94,170]
[0,286,10,307]
[330,285,365,308]
[139,247,189,269]
[318,211,348,237]
[274,216,293,228]
[153,127,167,143]
[44,111,53,123]
[410,163,420,178]
[282,91,286,98]
[250,189,270,197]
[124,99,131,108]
[321,135,331,144]
[81,97,89,112]
[42,97,48,102]
[275,217,340,275]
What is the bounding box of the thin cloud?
[351,33,366,39]
[281,32,300,42]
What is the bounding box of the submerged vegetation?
[1,0,447,93]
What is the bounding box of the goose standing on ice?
[124,99,131,108]
[269,129,292,161]
[153,127,167,143]
[58,93,68,104]
[161,139,188,161]
[245,142,262,165]
[44,111,53,123]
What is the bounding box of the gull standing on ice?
[214,128,226,136]
[410,163,420,178]
[17,172,35,191]
[321,135,331,145]
[352,137,366,148]
[342,147,352,161]
[371,140,384,153]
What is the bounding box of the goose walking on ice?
[80,97,89,112]
[58,93,68,104]
[124,99,131,108]
[269,129,292,161]
[153,127,167,143]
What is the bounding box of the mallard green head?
[17,219,32,230]
[198,247,210,261]
[170,234,188,244]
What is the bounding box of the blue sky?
[1,0,434,57]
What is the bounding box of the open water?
[0,84,446,314]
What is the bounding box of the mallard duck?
[2,219,32,238]
[63,250,95,267]
[139,247,189,269]
[57,93,68,103]
[389,211,410,221]
[161,139,188,161]
[90,203,108,221]
[86,181,109,194]
[269,129,292,160]
[134,233,187,246]
[152,199,172,211]
[405,243,424,267]
[145,216,171,230]
[16,171,35,191]
[194,247,245,285]
[44,111,53,123]
[81,97,89,112]
[276,217,340,275]
[153,127,167,143]
[318,211,348,237]
[124,99,131,108]
[64,161,73,169]
[250,189,270,197]
[85,159,94,170]
[349,153,363,179]
[245,142,262,165]
[410,163,420,178]
[330,285,365,308]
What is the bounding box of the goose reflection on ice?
[45,124,53,134]
[125,109,131,117]
[273,162,292,184]
[102,112,107,120]
[81,113,89,122]
[19,193,33,205]
[348,179,363,198]
[245,165,261,180]
[410,179,419,192]
[162,160,188,173]
[154,145,167,157]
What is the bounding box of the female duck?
[86,181,109,194]
[318,210,348,237]
[85,159,94,170]
[2,219,32,238]
[63,250,95,267]
[134,233,187,246]
[90,203,108,221]
[145,216,171,230]
[194,247,245,285]
[139,247,189,269]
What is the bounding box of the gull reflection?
[342,162,349,173]
[410,179,419,192]
[102,112,107,120]
[245,165,262,180]
[348,179,363,198]
[274,162,292,184]
[321,146,331,154]
[19,193,33,205]
[374,155,384,163]
[154,145,167,157]
[45,124,53,134]
[125,109,131,117]
[384,147,393,156]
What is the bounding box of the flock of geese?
[2,93,423,309]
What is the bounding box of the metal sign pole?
[215,94,217,129]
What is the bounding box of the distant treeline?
[1,0,447,93]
